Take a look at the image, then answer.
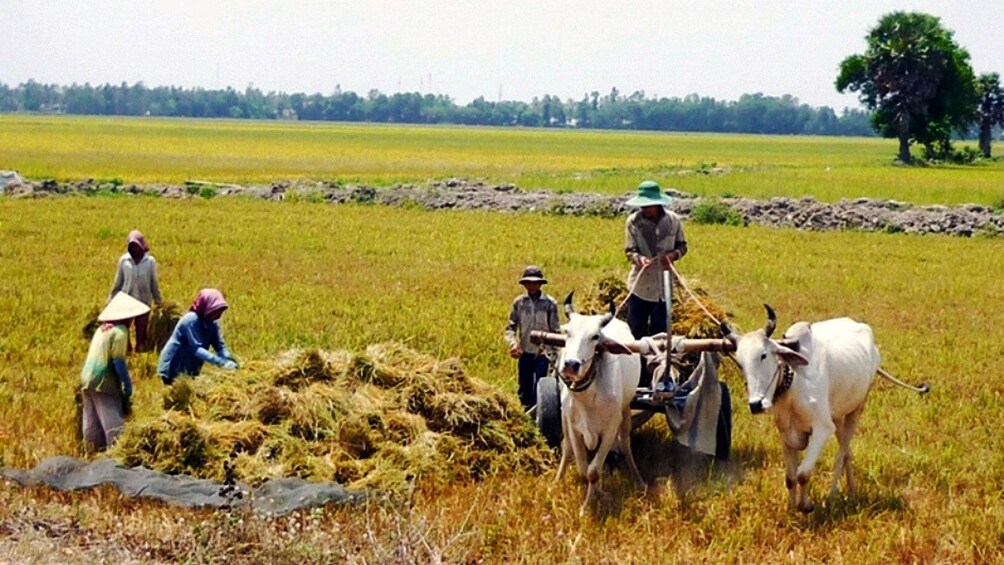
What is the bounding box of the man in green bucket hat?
[623,180,688,339]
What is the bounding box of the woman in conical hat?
[108,229,163,352]
[156,289,239,385]
[80,292,150,451]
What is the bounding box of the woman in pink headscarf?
[156,289,238,385]
[108,230,163,352]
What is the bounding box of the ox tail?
[877,368,930,395]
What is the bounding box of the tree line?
[0,80,875,137]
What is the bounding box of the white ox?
[724,305,885,513]
[555,293,646,514]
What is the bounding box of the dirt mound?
[111,344,551,491]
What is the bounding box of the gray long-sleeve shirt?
[109,253,163,306]
[625,208,688,302]
[504,293,560,355]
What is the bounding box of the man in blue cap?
[624,180,688,339]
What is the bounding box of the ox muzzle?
[748,397,772,415]
[562,359,581,376]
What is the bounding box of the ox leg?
[569,428,590,477]
[829,415,847,499]
[781,443,801,511]
[580,427,620,515]
[555,417,573,484]
[796,417,836,513]
[618,408,646,490]
[839,406,864,495]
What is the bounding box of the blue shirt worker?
[624,180,688,339]
[157,288,239,385]
[504,265,560,411]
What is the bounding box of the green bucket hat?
[625,180,673,207]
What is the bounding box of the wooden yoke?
[529,330,737,354]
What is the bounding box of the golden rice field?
[3,114,1003,204]
[1,117,1004,562]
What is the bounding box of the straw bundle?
[578,272,730,339]
[147,301,183,351]
[110,344,551,490]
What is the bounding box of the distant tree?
[836,11,978,163]
[975,73,1004,158]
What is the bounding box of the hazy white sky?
[3,1,1002,110]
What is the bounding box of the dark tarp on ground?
[1,456,365,516]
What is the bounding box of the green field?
[3,114,1003,205]
[1,118,1003,562]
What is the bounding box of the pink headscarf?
[190,288,228,318]
[127,230,150,252]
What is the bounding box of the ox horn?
[564,291,575,319]
[599,299,615,326]
[720,321,738,345]
[763,304,777,338]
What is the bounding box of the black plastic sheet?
[2,456,365,516]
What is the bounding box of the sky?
[3,1,1002,111]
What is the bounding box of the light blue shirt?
[157,312,231,383]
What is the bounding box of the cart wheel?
[715,382,732,461]
[536,376,562,450]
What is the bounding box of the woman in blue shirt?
[157,288,239,384]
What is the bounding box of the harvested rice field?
[2,121,1004,561]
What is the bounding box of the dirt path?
[4,175,1002,238]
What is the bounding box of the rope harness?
[555,259,727,394]
[614,261,725,325]
[772,362,794,402]
[558,353,599,393]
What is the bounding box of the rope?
[614,260,724,328]
[612,262,648,319]
[667,262,724,327]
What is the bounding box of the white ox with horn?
[555,292,645,514]
[723,305,882,513]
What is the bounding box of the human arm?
[108,258,125,302]
[672,220,688,261]
[109,327,134,403]
[179,318,232,368]
[112,358,133,398]
[547,300,560,333]
[504,301,522,358]
[209,322,238,369]
[658,217,688,267]
[149,258,163,307]
[624,220,651,268]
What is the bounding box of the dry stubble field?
[1,117,1003,563]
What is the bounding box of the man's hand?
[222,360,238,370]
[660,254,674,268]
[509,344,523,359]
[639,257,653,268]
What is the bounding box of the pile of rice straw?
[577,272,730,338]
[111,344,551,491]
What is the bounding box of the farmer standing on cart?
[624,180,688,339]
[504,265,560,411]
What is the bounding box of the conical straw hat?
[98,292,151,322]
